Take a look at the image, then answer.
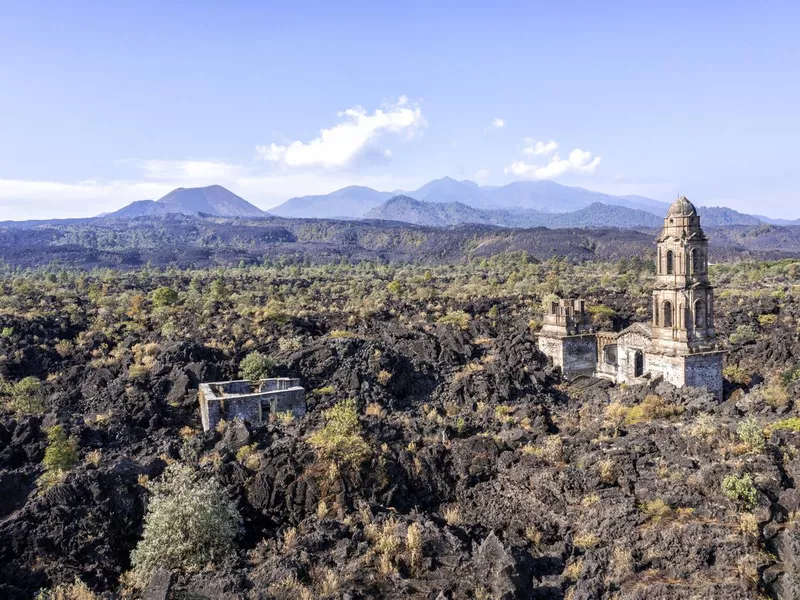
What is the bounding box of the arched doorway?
[634,350,644,377]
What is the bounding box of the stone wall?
[644,352,685,387]
[685,352,724,400]
[561,336,597,377]
[536,336,563,367]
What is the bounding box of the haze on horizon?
[1,1,799,221]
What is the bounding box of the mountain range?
[271,176,674,218]
[14,178,791,230]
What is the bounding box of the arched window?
[666,250,674,274]
[694,299,706,328]
[654,298,659,325]
[663,300,673,327]
[691,249,701,274]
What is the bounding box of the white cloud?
[137,159,242,182]
[522,138,558,156]
[474,169,490,180]
[256,96,425,169]
[505,141,601,180]
[486,117,505,130]
[0,178,176,220]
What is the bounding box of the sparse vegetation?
[130,463,242,581]
[722,474,759,511]
[239,350,275,380]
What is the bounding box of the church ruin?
[198,378,306,431]
[536,196,724,399]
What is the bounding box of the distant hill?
[106,185,265,218]
[366,195,495,226]
[699,207,762,226]
[367,197,662,229]
[270,186,392,219]
[105,200,180,218]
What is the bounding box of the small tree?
[239,351,275,380]
[10,376,45,414]
[308,399,371,472]
[131,463,242,580]
[42,425,79,472]
[151,286,179,307]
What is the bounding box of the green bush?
[722,474,758,510]
[308,399,371,471]
[131,463,242,580]
[39,425,80,490]
[238,351,275,380]
[729,325,758,345]
[151,286,179,307]
[437,310,471,331]
[43,425,79,472]
[737,417,765,452]
[9,376,45,414]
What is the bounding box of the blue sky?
[1,1,799,219]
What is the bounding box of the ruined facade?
[536,196,724,399]
[198,377,306,431]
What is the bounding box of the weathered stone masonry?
[198,377,306,431]
[536,196,724,399]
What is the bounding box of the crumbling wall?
[645,353,685,387]
[536,336,563,368]
[561,336,597,377]
[270,388,306,417]
[685,353,723,400]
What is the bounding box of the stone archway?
[634,350,644,378]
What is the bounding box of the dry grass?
[35,578,99,600]
[573,532,601,549]
[639,498,674,524]
[443,505,462,526]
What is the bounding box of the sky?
[1,0,799,220]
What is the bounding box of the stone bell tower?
[651,195,716,354]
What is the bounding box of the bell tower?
[651,195,716,354]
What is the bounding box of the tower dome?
[668,195,697,217]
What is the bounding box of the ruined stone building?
[198,378,306,431]
[536,196,724,398]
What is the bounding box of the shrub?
[768,417,800,434]
[639,499,673,524]
[723,365,752,386]
[730,325,758,345]
[757,314,777,327]
[151,286,179,307]
[42,425,79,473]
[386,280,403,296]
[762,380,790,409]
[9,376,45,414]
[307,399,371,471]
[722,474,758,510]
[437,310,471,331]
[238,351,275,380]
[737,417,765,452]
[781,365,800,387]
[131,463,242,580]
[624,394,682,425]
[35,578,98,600]
[1,326,13,338]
